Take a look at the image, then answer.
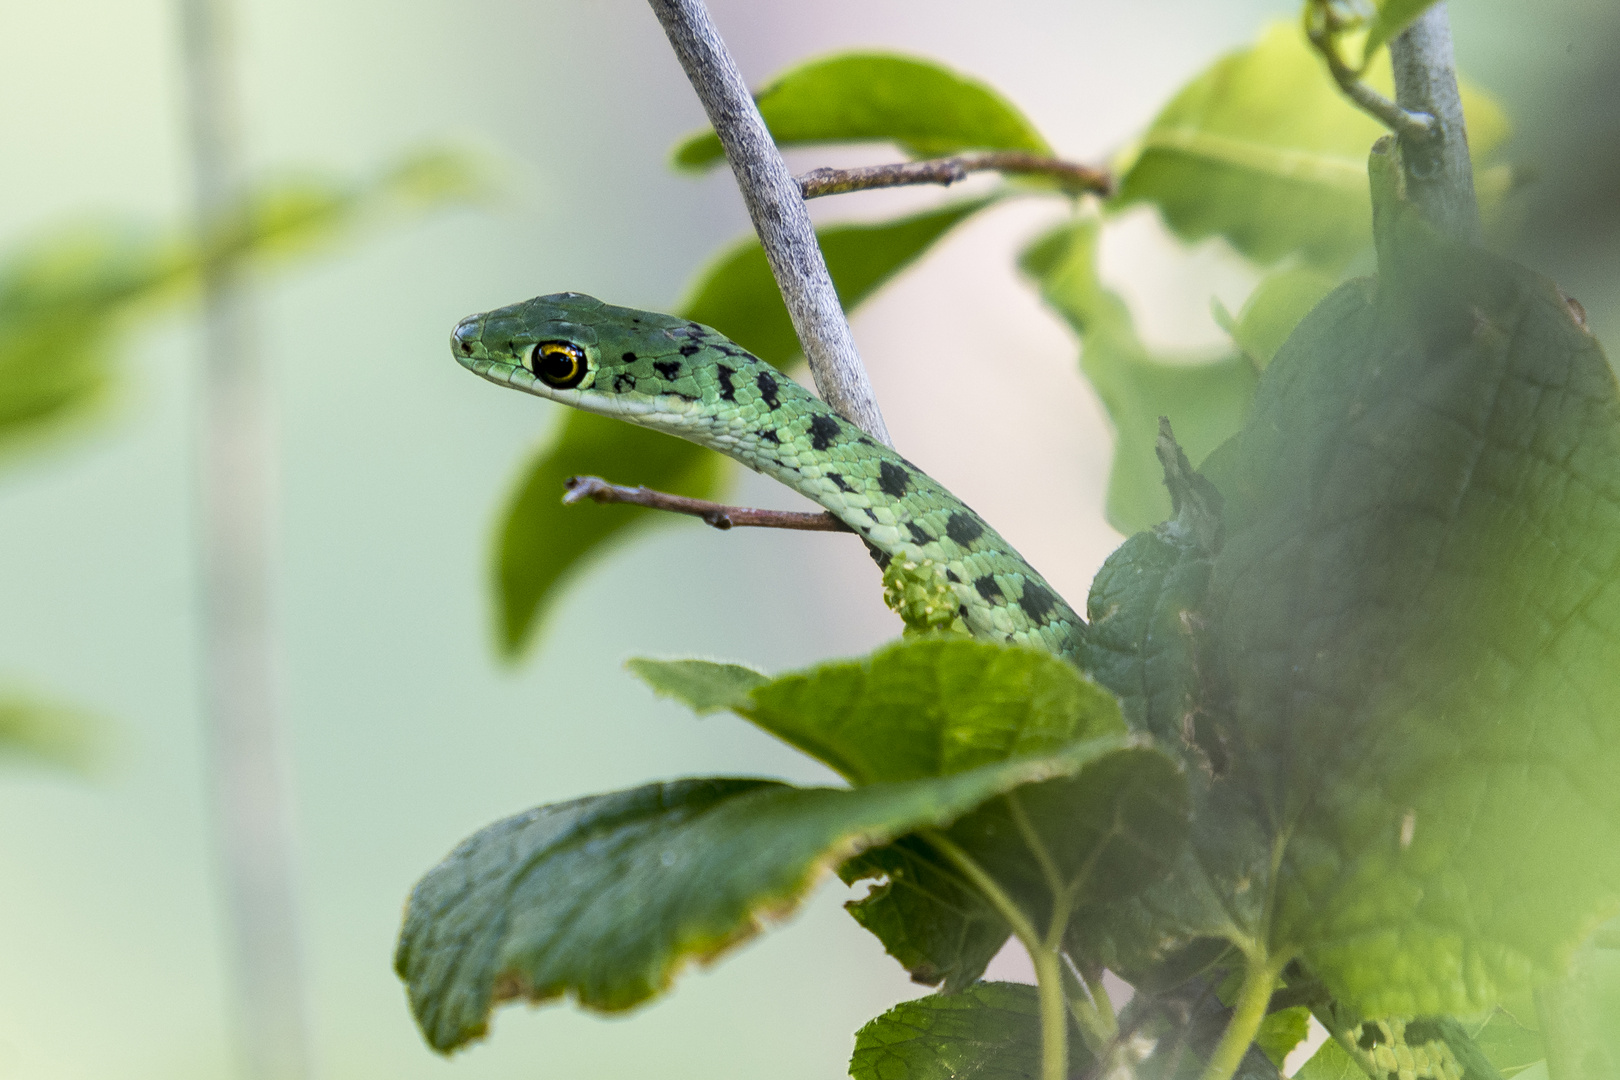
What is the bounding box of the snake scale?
[452,292,1084,661]
[451,292,1481,1080]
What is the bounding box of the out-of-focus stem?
[178,2,310,1079]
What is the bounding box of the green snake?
[451,292,1084,661]
[450,293,1483,1080]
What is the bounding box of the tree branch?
[564,476,853,533]
[1304,1,1435,142]
[797,151,1113,200]
[178,2,310,1079]
[646,0,893,445]
[1388,3,1480,243]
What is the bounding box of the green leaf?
[1019,215,1257,534]
[493,415,726,654]
[1199,176,1620,1015]
[1117,973,1284,1079]
[1256,1006,1310,1067]
[707,636,1124,785]
[1114,21,1509,268]
[1470,1007,1544,1078]
[672,53,1048,171]
[1364,0,1443,60]
[1532,940,1620,1080]
[848,982,1093,1080]
[633,638,1190,990]
[395,739,1133,1052]
[1294,1037,1362,1080]
[0,693,102,772]
[494,199,994,657]
[1212,265,1340,371]
[624,657,767,716]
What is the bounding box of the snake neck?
[642,347,1086,661]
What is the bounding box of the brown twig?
[1303,0,1435,143]
[564,476,853,533]
[797,151,1114,199]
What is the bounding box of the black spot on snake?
[905,522,933,545]
[863,542,891,570]
[945,513,984,546]
[613,374,637,393]
[1019,582,1057,622]
[879,462,910,498]
[958,604,970,620]
[945,569,960,583]
[1403,1021,1443,1045]
[864,507,879,522]
[653,360,683,381]
[679,343,701,357]
[974,576,1003,602]
[808,415,841,451]
[756,371,781,410]
[824,471,853,493]
[1358,1026,1381,1051]
[716,364,737,401]
[758,430,780,444]
[621,351,636,362]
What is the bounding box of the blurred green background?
[0,1,1613,1079]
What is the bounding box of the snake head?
[451,291,725,422]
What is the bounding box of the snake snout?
[451,315,484,363]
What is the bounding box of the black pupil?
[540,348,577,381]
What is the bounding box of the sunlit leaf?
[625,657,767,715]
[1114,21,1509,267]
[494,199,996,657]
[1019,215,1256,534]
[672,53,1048,171]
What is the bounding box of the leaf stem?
[797,151,1112,199]
[562,475,853,533]
[1303,0,1435,142]
[1199,951,1285,1080]
[645,0,892,445]
[922,829,1072,1080]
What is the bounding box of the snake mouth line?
[463,357,663,422]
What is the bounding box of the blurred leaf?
[0,692,103,772]
[1255,1006,1310,1067]
[1532,941,1620,1080]
[395,738,1135,1052]
[1195,180,1620,1016]
[1364,0,1443,60]
[495,198,995,657]
[1212,264,1339,370]
[1113,21,1509,268]
[624,657,767,715]
[0,147,486,457]
[848,983,1093,1080]
[673,53,1048,171]
[1019,215,1256,534]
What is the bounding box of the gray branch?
[797,151,1113,200]
[1388,3,1480,244]
[646,0,893,446]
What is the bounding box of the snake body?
[452,292,1083,661]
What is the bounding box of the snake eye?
[529,342,587,389]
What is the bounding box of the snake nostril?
[451,316,482,357]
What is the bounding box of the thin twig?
[178,2,310,1080]
[797,151,1113,199]
[1304,1,1435,142]
[1388,3,1480,243]
[646,0,892,445]
[563,476,853,533]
